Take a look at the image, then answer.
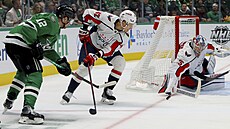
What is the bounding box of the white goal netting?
[126,16,199,92]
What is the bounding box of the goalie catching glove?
[56,57,71,76]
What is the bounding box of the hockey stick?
[201,70,229,88]
[43,57,116,89]
[83,43,97,115]
[175,70,229,98]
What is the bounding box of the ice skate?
[165,92,172,100]
[2,99,14,114]
[101,89,116,105]
[60,91,73,104]
[18,105,44,125]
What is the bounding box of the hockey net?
[126,16,199,92]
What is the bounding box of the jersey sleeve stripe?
[103,41,121,57]
[84,14,101,25]
[175,63,190,77]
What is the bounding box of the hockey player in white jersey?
[158,35,220,96]
[61,9,136,105]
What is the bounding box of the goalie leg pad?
[165,73,179,93]
[207,55,216,74]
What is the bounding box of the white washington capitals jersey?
[82,9,129,57]
[175,41,215,75]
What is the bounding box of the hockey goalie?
[158,35,227,97]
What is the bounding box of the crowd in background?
[0,0,230,27]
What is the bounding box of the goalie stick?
[168,70,229,99]
[44,57,116,89]
[201,70,229,89]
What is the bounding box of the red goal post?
[126,16,199,92]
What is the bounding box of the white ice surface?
[0,56,230,129]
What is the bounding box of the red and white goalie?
[158,35,225,95]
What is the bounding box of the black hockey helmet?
[56,4,75,20]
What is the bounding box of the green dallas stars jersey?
[3,13,62,62]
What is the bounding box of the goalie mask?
[119,10,137,29]
[192,35,207,56]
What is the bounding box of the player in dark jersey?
[2,4,75,125]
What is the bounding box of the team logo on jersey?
[94,12,101,18]
[185,51,191,57]
[210,26,230,45]
[107,15,112,22]
[50,15,56,23]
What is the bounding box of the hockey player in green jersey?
[2,4,75,124]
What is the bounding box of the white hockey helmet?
[119,10,137,26]
[192,35,207,55]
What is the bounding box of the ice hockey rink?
[0,56,230,129]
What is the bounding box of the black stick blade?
[89,108,97,115]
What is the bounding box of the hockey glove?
[79,28,90,43]
[56,57,71,76]
[30,43,44,60]
[83,53,98,67]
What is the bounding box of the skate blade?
[100,98,114,105]
[60,99,69,105]
[18,116,44,125]
[2,108,8,114]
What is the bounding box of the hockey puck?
[89,108,97,115]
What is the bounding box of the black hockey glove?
[56,57,71,76]
[30,43,44,60]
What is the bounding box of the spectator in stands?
[221,0,230,18]
[141,0,157,22]
[158,0,166,16]
[196,5,209,22]
[207,3,223,22]
[38,0,45,12]
[168,0,179,12]
[105,0,120,13]
[128,0,139,17]
[32,2,43,15]
[195,0,207,12]
[5,0,22,27]
[76,0,88,9]
[0,0,7,26]
[224,15,230,22]
[187,0,196,14]
[76,7,84,22]
[204,0,216,12]
[71,3,82,25]
[45,1,56,13]
[178,2,191,16]
[169,10,178,16]
[60,0,70,5]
